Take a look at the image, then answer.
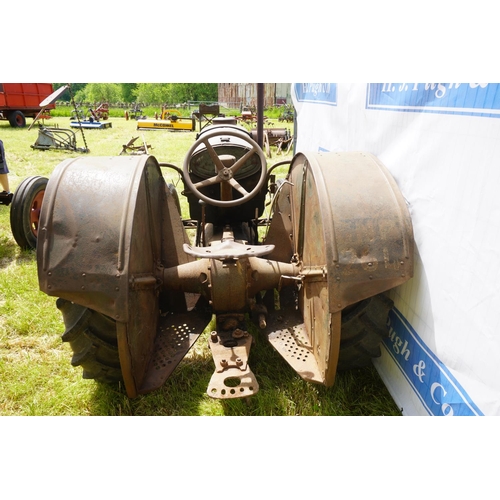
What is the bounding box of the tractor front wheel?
[10,175,48,250]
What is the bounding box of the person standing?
[0,138,10,193]
[0,138,13,205]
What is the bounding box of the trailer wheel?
[10,175,48,250]
[9,110,26,128]
[337,293,393,371]
[57,298,122,384]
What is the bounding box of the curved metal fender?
[37,155,163,321]
[288,151,414,313]
[265,151,414,386]
[37,154,195,395]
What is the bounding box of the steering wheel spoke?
[228,178,250,197]
[193,175,220,189]
[202,138,226,172]
[229,146,259,175]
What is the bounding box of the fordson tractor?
[36,124,413,400]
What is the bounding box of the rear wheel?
[337,293,393,371]
[10,175,48,250]
[57,298,122,384]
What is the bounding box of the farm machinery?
[36,124,414,400]
[70,103,112,129]
[137,107,196,131]
[31,126,89,153]
[29,85,90,154]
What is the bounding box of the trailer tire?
[57,298,123,384]
[9,110,26,128]
[337,293,393,371]
[10,175,48,250]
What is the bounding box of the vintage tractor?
[36,124,414,400]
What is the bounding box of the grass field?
[0,113,402,416]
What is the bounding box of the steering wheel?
[182,127,267,208]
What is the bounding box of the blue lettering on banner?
[383,307,483,416]
[294,83,337,106]
[366,83,500,118]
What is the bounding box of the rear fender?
[266,151,414,385]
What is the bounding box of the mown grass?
[0,113,401,416]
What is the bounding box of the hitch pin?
[279,274,304,291]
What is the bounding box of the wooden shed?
[218,83,291,109]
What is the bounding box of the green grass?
[0,115,401,416]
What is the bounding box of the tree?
[170,83,217,103]
[120,83,137,103]
[133,83,172,104]
[51,83,218,105]
[133,83,218,105]
[74,83,123,103]
[52,83,87,102]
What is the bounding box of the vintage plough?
[31,126,89,153]
[37,124,413,400]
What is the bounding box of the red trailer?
[0,83,55,127]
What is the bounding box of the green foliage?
[168,83,218,103]
[120,83,137,102]
[53,83,218,105]
[132,83,217,104]
[74,83,123,103]
[133,83,172,104]
[52,83,86,102]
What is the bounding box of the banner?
[366,83,500,117]
[292,83,500,415]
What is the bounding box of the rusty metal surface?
[263,180,294,263]
[38,156,142,321]
[138,308,212,394]
[162,249,299,317]
[37,154,193,397]
[264,151,414,385]
[250,128,290,144]
[206,330,259,399]
[287,151,414,313]
[266,301,324,384]
[37,137,413,397]
[207,367,259,399]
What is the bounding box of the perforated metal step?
[139,310,211,394]
[266,306,323,384]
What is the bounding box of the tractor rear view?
[37,124,413,400]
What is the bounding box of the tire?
[10,176,48,250]
[9,110,26,128]
[337,293,393,371]
[57,298,122,384]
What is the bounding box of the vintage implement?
[31,126,89,153]
[37,124,413,400]
[137,108,195,131]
